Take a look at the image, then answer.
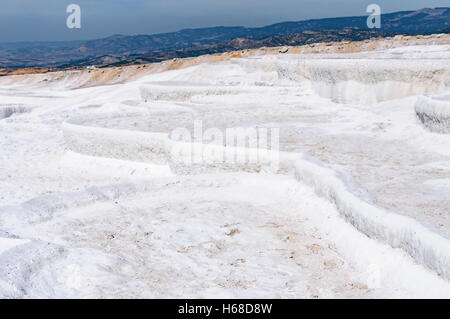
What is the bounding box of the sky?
[0,0,448,43]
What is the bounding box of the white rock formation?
[416,92,450,133]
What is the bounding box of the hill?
[0,7,448,68]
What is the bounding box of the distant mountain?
[0,7,448,68]
[65,30,392,67]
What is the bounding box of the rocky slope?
[63,30,393,67]
[1,33,448,87]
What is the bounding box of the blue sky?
[0,0,448,42]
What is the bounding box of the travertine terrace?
[0,34,449,298]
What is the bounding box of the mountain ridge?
[0,7,448,68]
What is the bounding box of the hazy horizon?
[0,1,448,43]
